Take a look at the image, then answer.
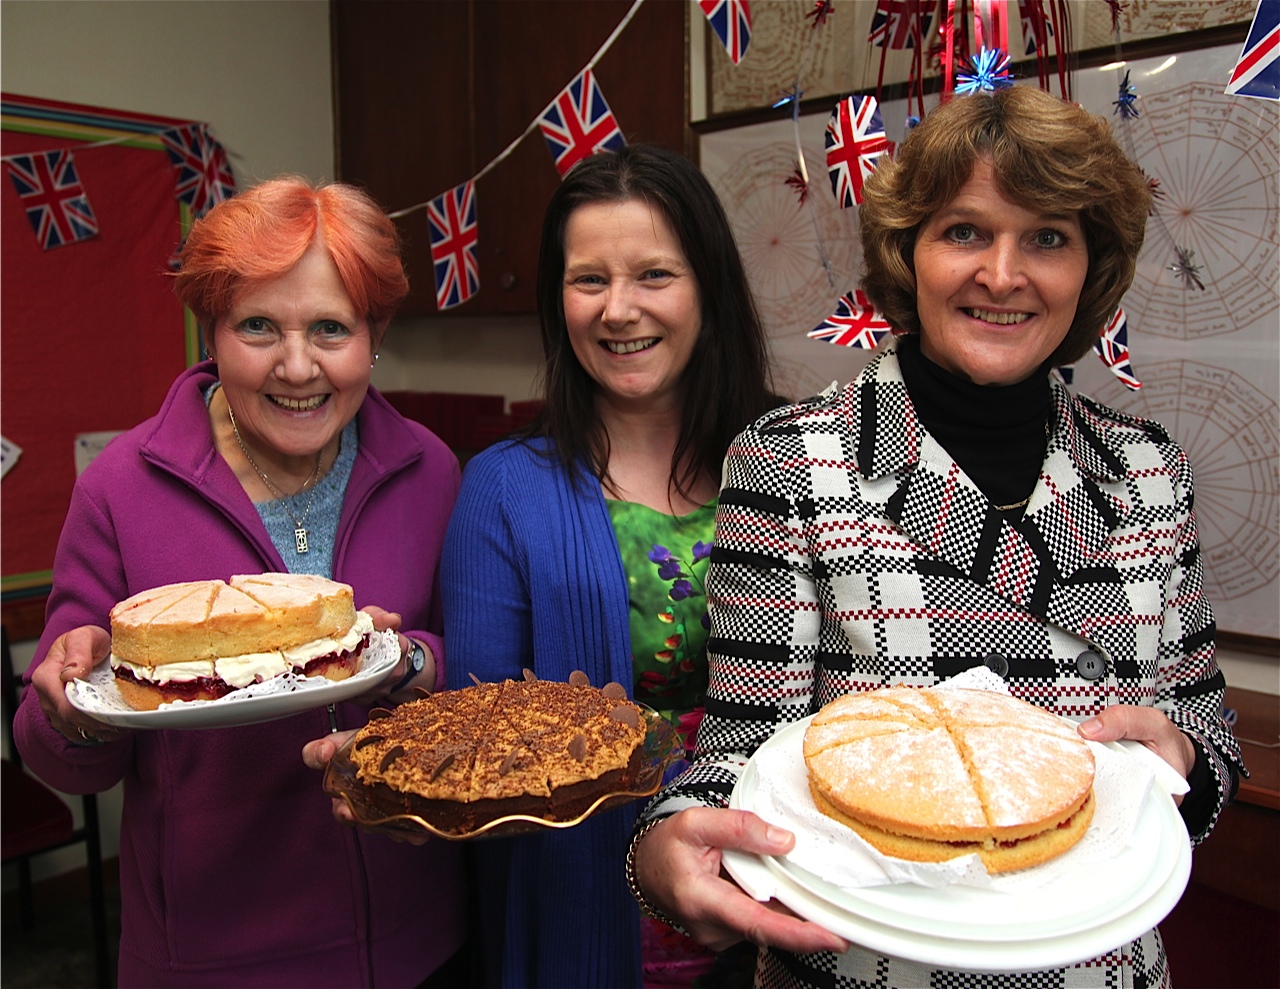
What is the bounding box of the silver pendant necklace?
[227,403,323,554]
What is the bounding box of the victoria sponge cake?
[348,674,649,834]
[109,573,373,710]
[803,686,1095,873]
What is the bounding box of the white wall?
[1,0,337,888]
[2,0,334,186]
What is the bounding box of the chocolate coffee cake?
[349,674,649,834]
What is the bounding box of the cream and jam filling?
[111,610,374,688]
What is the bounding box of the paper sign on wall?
[1,436,21,479]
[74,431,123,477]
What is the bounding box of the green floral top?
[605,498,715,764]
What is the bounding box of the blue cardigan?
[441,436,642,989]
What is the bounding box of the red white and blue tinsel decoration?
[1017,0,1054,56]
[806,0,834,28]
[1168,245,1207,291]
[1113,70,1140,119]
[3,149,99,250]
[1225,0,1279,101]
[427,180,480,311]
[824,94,893,208]
[869,0,933,49]
[1094,309,1141,390]
[700,0,752,65]
[808,291,894,350]
[955,47,1015,94]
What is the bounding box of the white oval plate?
[64,630,399,730]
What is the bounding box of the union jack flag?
[700,0,752,64]
[808,290,893,349]
[868,0,932,49]
[3,150,98,250]
[1094,309,1141,390]
[825,95,893,208]
[538,69,626,178]
[1225,0,1279,101]
[427,181,479,311]
[159,123,236,217]
[1018,0,1054,56]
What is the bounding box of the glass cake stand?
[323,704,681,840]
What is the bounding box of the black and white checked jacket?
[640,343,1244,989]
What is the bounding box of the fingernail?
[765,825,788,845]
[1078,718,1102,737]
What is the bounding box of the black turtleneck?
[896,334,1051,510]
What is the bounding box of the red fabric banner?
[2,94,193,590]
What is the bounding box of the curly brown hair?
[860,86,1150,366]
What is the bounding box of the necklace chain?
[227,403,323,554]
[991,419,1052,513]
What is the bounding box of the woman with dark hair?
[439,143,778,988]
[630,86,1244,987]
[17,177,468,987]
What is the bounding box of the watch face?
[411,644,425,672]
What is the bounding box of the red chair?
[2,626,111,987]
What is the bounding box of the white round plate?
[726,715,1192,970]
[64,635,399,730]
[727,839,1190,972]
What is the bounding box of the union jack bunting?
[700,0,752,64]
[808,290,893,349]
[824,95,893,208]
[1225,0,1279,100]
[427,181,479,311]
[538,69,626,177]
[1094,309,1142,390]
[3,150,99,250]
[868,0,932,49]
[159,123,236,217]
[1018,0,1053,56]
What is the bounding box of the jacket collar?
[849,341,1132,613]
[138,361,421,479]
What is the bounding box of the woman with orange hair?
[15,177,468,987]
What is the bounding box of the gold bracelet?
[625,817,689,935]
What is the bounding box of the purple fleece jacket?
[15,362,466,988]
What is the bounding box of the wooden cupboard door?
[471,0,688,314]
[332,0,473,316]
[333,0,687,317]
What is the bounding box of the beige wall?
[2,0,334,185]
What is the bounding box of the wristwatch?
[389,639,425,695]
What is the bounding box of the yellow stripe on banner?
[0,118,167,152]
[177,202,204,367]
[1,570,55,594]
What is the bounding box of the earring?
[371,353,379,368]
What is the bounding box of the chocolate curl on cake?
[379,745,406,772]
[568,670,590,686]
